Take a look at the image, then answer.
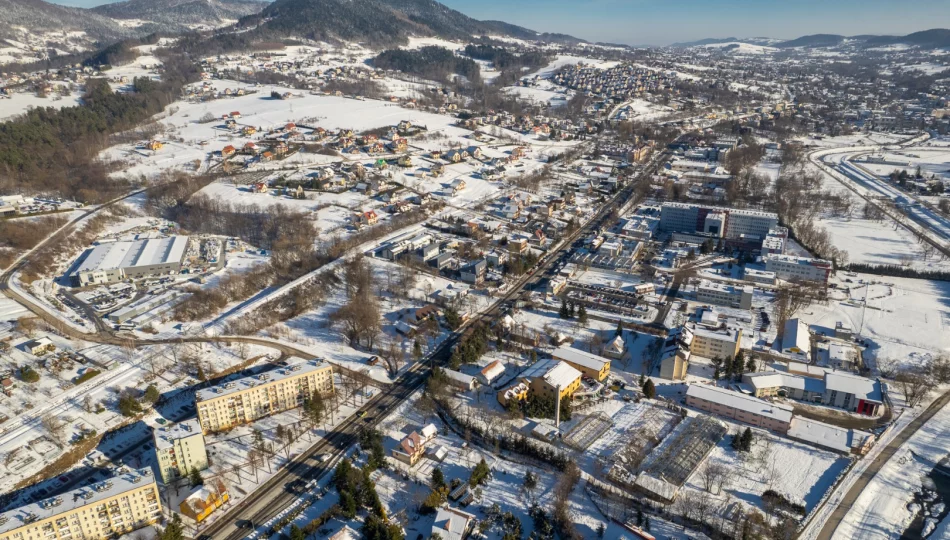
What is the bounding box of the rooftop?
[552,346,610,371]
[766,254,832,267]
[153,419,203,451]
[520,359,582,389]
[73,236,189,275]
[0,469,156,535]
[196,359,331,402]
[687,384,794,424]
[824,371,882,402]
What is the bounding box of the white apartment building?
[153,419,208,483]
[196,359,334,434]
[0,469,162,540]
[696,280,753,310]
[764,255,832,284]
[690,325,742,361]
[659,203,778,240]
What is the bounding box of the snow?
[833,398,950,539]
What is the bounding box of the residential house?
[432,506,476,540]
[479,360,506,385]
[179,479,229,523]
[392,431,426,466]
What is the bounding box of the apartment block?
[153,419,208,484]
[196,359,334,434]
[690,325,742,361]
[0,469,162,540]
[764,254,832,284]
[696,280,753,310]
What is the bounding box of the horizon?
[44,0,950,46]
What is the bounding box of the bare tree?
[41,414,66,445]
[895,368,933,407]
[701,462,728,494]
[16,316,37,338]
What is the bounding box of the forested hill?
[244,0,580,48]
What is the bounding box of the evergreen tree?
[159,514,184,540]
[413,339,423,360]
[578,305,588,324]
[559,298,570,319]
[746,356,756,373]
[143,384,160,404]
[530,350,538,363]
[615,320,623,337]
[731,431,742,451]
[597,523,606,538]
[197,366,207,381]
[713,366,721,380]
[340,490,358,519]
[645,517,651,532]
[289,524,305,540]
[636,508,644,527]
[740,427,753,451]
[188,466,203,487]
[642,378,656,399]
[638,372,645,386]
[569,302,576,319]
[431,467,446,490]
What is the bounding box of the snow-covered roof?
[782,318,810,354]
[432,506,475,540]
[73,236,189,275]
[443,368,477,388]
[480,360,505,382]
[0,469,156,535]
[687,384,794,424]
[520,359,582,389]
[196,359,331,402]
[787,417,872,453]
[824,371,882,402]
[154,419,203,451]
[745,372,824,393]
[552,346,610,372]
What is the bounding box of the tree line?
[374,46,481,83]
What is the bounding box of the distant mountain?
[93,0,268,31]
[0,0,138,43]
[774,34,845,48]
[672,36,780,48]
[863,28,950,49]
[251,0,580,47]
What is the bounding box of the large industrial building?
[196,359,334,433]
[153,419,208,484]
[0,468,162,540]
[70,236,190,286]
[659,203,779,241]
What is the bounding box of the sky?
[46,0,950,46]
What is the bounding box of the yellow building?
[153,419,208,484]
[520,359,582,401]
[179,479,229,523]
[690,327,742,361]
[0,469,162,540]
[551,346,611,382]
[196,359,334,434]
[497,382,529,407]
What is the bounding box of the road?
[199,146,676,540]
[0,138,676,539]
[814,389,950,540]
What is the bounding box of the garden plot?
[679,421,850,516]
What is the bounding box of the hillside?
[253,0,579,47]
[93,0,268,30]
[775,34,845,48]
[0,0,138,43]
[864,28,950,49]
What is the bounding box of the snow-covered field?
[800,274,950,370]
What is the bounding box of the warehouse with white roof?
[70,236,190,286]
